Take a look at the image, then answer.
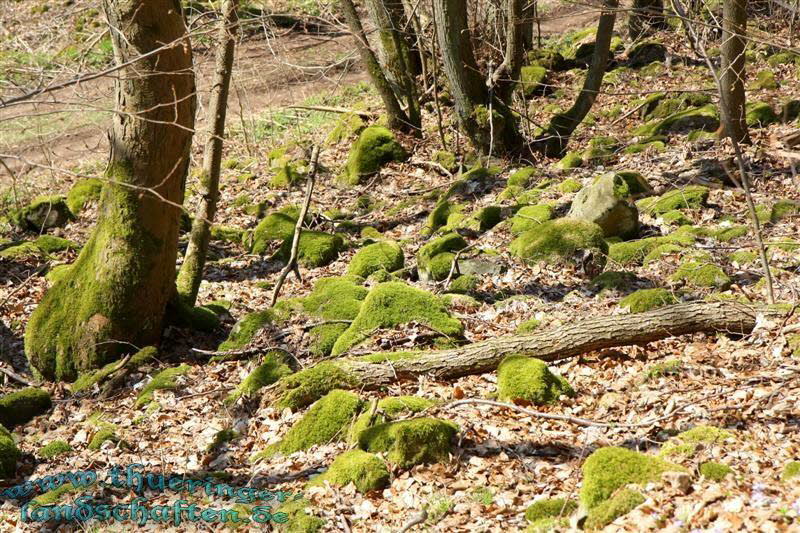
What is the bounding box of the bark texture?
[25,0,196,381]
[176,0,239,305]
[494,0,526,102]
[720,0,749,144]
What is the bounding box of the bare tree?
[720,0,750,144]
[629,0,665,39]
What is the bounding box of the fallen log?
[268,301,761,410]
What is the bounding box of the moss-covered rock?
[2,236,78,260]
[347,240,404,278]
[557,178,583,193]
[510,205,554,235]
[14,195,74,230]
[635,105,719,137]
[781,461,800,482]
[0,387,52,428]
[580,447,685,509]
[358,417,457,467]
[751,69,778,90]
[619,288,677,313]
[584,489,645,530]
[556,152,583,170]
[497,356,574,404]
[609,232,694,266]
[508,167,539,188]
[417,232,467,281]
[524,498,577,523]
[660,209,692,226]
[278,230,343,268]
[342,126,408,185]
[66,178,103,214]
[253,390,362,461]
[590,271,639,292]
[448,274,478,294]
[326,113,365,144]
[582,136,619,165]
[273,361,359,411]
[216,310,274,356]
[72,346,156,394]
[623,140,666,154]
[224,354,293,405]
[432,150,457,170]
[568,172,640,239]
[659,425,734,458]
[349,395,437,443]
[331,282,463,355]
[637,185,709,214]
[510,218,608,271]
[671,261,731,289]
[308,450,389,493]
[88,427,120,450]
[302,277,368,356]
[699,461,732,481]
[251,208,302,254]
[746,101,779,127]
[0,424,20,478]
[38,439,72,459]
[134,364,191,408]
[520,65,548,97]
[276,499,324,532]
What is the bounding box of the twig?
[270,146,320,307]
[286,105,375,119]
[302,319,353,330]
[0,366,37,387]
[397,510,427,533]
[610,98,651,125]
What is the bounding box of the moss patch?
[699,461,732,481]
[134,365,191,408]
[66,178,103,214]
[0,387,52,428]
[88,427,120,450]
[38,439,72,459]
[0,425,20,478]
[72,346,156,393]
[216,310,274,356]
[659,425,734,458]
[619,288,677,313]
[250,208,301,255]
[590,271,638,291]
[671,261,731,289]
[497,356,574,405]
[448,274,478,294]
[417,233,467,281]
[342,126,408,185]
[516,318,542,333]
[781,461,800,482]
[510,205,554,235]
[274,362,359,411]
[746,101,779,127]
[14,195,74,230]
[278,230,343,268]
[349,395,437,443]
[643,359,683,382]
[520,65,547,97]
[358,417,458,467]
[524,498,577,523]
[510,218,608,271]
[556,152,583,170]
[584,489,645,530]
[637,185,709,215]
[308,450,389,493]
[347,240,404,278]
[224,354,292,405]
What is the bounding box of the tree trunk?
[629,0,665,39]
[433,0,522,154]
[494,0,526,103]
[272,301,759,409]
[365,0,421,130]
[720,0,749,144]
[543,0,618,157]
[339,0,412,132]
[24,0,196,382]
[176,0,239,306]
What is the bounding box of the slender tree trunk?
[339,0,411,132]
[434,0,522,154]
[24,0,196,381]
[176,0,239,306]
[629,0,665,39]
[543,0,618,157]
[494,0,526,103]
[365,0,421,129]
[720,0,749,144]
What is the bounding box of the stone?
[568,172,640,239]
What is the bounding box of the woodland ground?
[1,1,800,532]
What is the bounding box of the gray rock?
[15,196,73,231]
[568,173,639,239]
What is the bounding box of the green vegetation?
[358,417,458,467]
[671,261,731,289]
[134,365,191,408]
[660,425,734,458]
[497,356,574,405]
[525,498,577,522]
[224,355,293,405]
[699,461,733,481]
[417,233,467,281]
[72,346,156,393]
[38,439,72,459]
[510,205,554,235]
[511,218,608,271]
[584,489,645,530]
[618,288,677,313]
[342,126,408,185]
[0,425,20,478]
[643,359,683,382]
[216,310,274,355]
[88,427,120,450]
[637,186,709,214]
[347,240,404,278]
[781,461,800,482]
[278,230,343,268]
[66,179,103,214]
[0,387,52,428]
[308,450,390,493]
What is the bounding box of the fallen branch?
[285,105,375,119]
[0,366,37,387]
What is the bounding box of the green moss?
[358,417,458,467]
[584,489,645,530]
[557,178,583,193]
[448,274,478,294]
[590,271,638,291]
[637,186,709,214]
[13,194,74,230]
[623,140,665,154]
[770,199,800,222]
[0,425,20,478]
[416,233,467,281]
[710,225,748,242]
[661,210,692,226]
[308,450,389,493]
[278,230,343,268]
[250,208,301,254]
[216,310,274,355]
[331,282,463,355]
[659,426,734,458]
[699,461,732,481]
[517,318,542,333]
[788,334,800,358]
[580,447,685,508]
[210,225,245,244]
[643,359,683,382]
[66,178,103,214]
[171,299,221,333]
[34,235,77,254]
[270,162,305,189]
[497,356,574,405]
[508,167,538,188]
[30,482,93,507]
[134,364,191,408]
[0,387,52,428]
[619,288,677,313]
[326,113,365,144]
[253,390,362,461]
[635,105,719,137]
[525,498,577,522]
[342,126,408,185]
[520,65,547,96]
[88,427,119,450]
[225,355,292,405]
[745,101,779,127]
[207,429,239,453]
[348,240,404,278]
[432,150,456,170]
[379,395,436,416]
[751,69,778,90]
[38,439,72,459]
[526,517,569,533]
[671,261,731,289]
[556,152,583,170]
[729,250,757,265]
[0,236,77,260]
[781,461,800,482]
[0,241,44,260]
[510,218,608,270]
[72,346,156,393]
[609,235,690,266]
[510,204,554,235]
[275,500,324,532]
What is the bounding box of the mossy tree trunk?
[720,0,749,144]
[176,0,239,305]
[543,0,618,157]
[24,0,196,382]
[433,0,522,154]
[339,0,412,132]
[629,0,665,39]
[365,0,421,130]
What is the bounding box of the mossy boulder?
[1,236,78,260]
[88,427,120,450]
[627,41,667,68]
[745,101,779,127]
[497,356,574,405]
[278,230,343,268]
[347,240,404,278]
[751,69,778,90]
[557,178,583,193]
[0,425,20,478]
[520,65,548,97]
[659,425,734,458]
[556,151,583,170]
[699,461,733,481]
[448,274,478,294]
[14,195,73,231]
[781,461,800,482]
[660,209,692,226]
[510,218,608,272]
[331,281,463,355]
[216,310,274,356]
[38,439,72,459]
[342,126,408,185]
[326,113,365,144]
[358,417,457,467]
[224,354,293,405]
[276,500,325,532]
[303,277,367,357]
[507,167,539,188]
[66,178,103,214]
[0,387,52,428]
[417,233,467,281]
[134,364,191,408]
[254,390,362,460]
[618,288,677,313]
[270,162,305,189]
[349,395,437,443]
[250,208,302,254]
[590,271,639,292]
[643,93,712,121]
[568,172,640,239]
[580,446,685,509]
[308,450,389,493]
[584,489,645,530]
[635,105,719,137]
[671,261,731,289]
[582,136,619,165]
[525,498,577,523]
[637,185,709,214]
[510,205,554,235]
[608,231,695,266]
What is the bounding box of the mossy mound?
[508,167,539,188]
[308,450,389,493]
[769,199,800,222]
[0,425,20,478]
[72,346,156,394]
[643,359,683,382]
[88,427,120,450]
[342,126,408,185]
[0,236,77,260]
[557,178,583,193]
[627,41,667,68]
[510,205,554,235]
[516,318,542,333]
[448,274,478,294]
[38,439,72,459]
[13,195,74,231]
[170,300,221,333]
[0,387,52,428]
[781,461,800,482]
[609,233,694,266]
[618,288,677,313]
[580,446,685,509]
[660,209,692,226]
[520,65,548,97]
[347,240,404,278]
[349,395,437,443]
[432,150,457,170]
[278,230,343,268]
[637,185,709,214]
[751,69,778,90]
[417,233,467,281]
[510,218,608,271]
[745,101,779,127]
[659,425,734,458]
[556,151,583,170]
[253,390,362,461]
[224,354,293,405]
[671,261,731,289]
[623,140,666,154]
[589,271,638,292]
[709,224,748,242]
[699,461,733,481]
[250,208,301,254]
[327,113,365,144]
[209,225,245,244]
[274,362,359,411]
[524,498,577,523]
[331,282,463,355]
[303,277,368,356]
[497,356,574,405]
[276,500,324,532]
[216,310,274,356]
[134,364,191,408]
[642,93,711,121]
[270,162,305,189]
[358,417,458,467]
[582,136,619,165]
[66,178,103,214]
[635,105,719,137]
[584,489,645,530]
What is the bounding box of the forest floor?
[2,2,800,533]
